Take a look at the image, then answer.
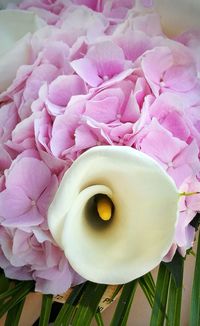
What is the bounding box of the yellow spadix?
[96,195,113,221]
[48,146,179,285]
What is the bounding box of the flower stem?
[179,191,200,197]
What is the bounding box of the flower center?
[95,194,113,221]
[85,193,114,230]
[96,195,113,221]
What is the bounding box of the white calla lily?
[0,10,45,92]
[48,146,179,284]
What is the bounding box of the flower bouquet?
[0,0,200,325]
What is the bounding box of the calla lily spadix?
[48,146,179,284]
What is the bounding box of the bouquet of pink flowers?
[0,0,200,325]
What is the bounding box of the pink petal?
[85,88,123,123]
[163,64,197,92]
[2,205,44,227]
[71,57,101,87]
[6,157,52,201]
[0,187,31,220]
[87,41,125,79]
[141,47,173,95]
[115,30,152,61]
[140,119,186,164]
[37,175,58,216]
[48,75,86,106]
[23,64,58,101]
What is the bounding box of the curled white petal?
[48,146,179,284]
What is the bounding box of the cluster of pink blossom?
[0,0,200,294]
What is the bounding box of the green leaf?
[95,310,104,326]
[189,232,200,326]
[54,283,85,326]
[71,282,107,326]
[110,280,137,326]
[5,297,26,326]
[0,281,34,319]
[150,263,170,326]
[0,281,27,300]
[166,257,184,326]
[164,252,184,287]
[0,270,10,294]
[139,272,156,308]
[39,294,53,326]
[190,213,200,231]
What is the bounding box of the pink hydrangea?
[0,0,200,294]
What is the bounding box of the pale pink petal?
[115,30,152,61]
[37,175,58,216]
[6,158,52,200]
[87,41,125,79]
[71,57,101,87]
[140,119,186,165]
[163,64,197,92]
[0,187,31,220]
[85,88,123,123]
[48,75,86,106]
[23,64,58,101]
[141,47,173,95]
[2,206,43,227]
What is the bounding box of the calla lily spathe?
[48,146,179,284]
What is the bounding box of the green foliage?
[150,263,170,326]
[70,282,107,325]
[139,272,155,307]
[190,213,200,231]
[166,258,184,326]
[39,294,53,326]
[54,283,85,326]
[5,297,26,326]
[0,280,34,319]
[110,280,137,326]
[164,252,184,287]
[189,232,200,326]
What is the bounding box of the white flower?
[0,9,45,92]
[48,146,179,284]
